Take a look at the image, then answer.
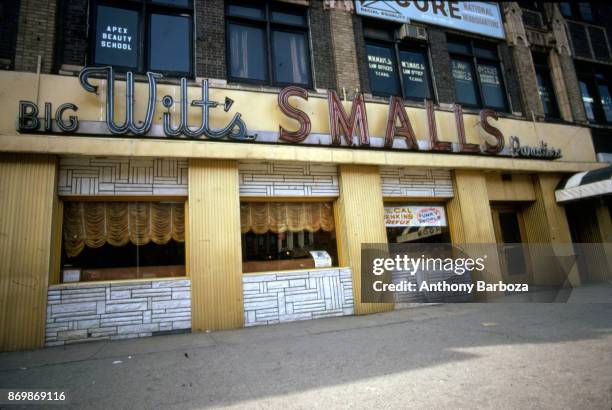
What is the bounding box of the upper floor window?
[448,37,508,111]
[226,1,312,88]
[576,62,612,124]
[559,2,595,22]
[532,53,560,119]
[91,0,193,77]
[363,22,433,101]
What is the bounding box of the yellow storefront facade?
[0,68,608,352]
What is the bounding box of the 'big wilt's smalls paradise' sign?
[16,66,561,160]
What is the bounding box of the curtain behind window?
[63,202,185,257]
[240,202,334,234]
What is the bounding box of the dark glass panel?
[473,44,498,60]
[578,2,593,21]
[366,43,400,96]
[148,13,190,74]
[559,2,572,17]
[228,23,268,81]
[271,9,306,26]
[227,3,264,19]
[451,58,478,106]
[597,83,612,123]
[399,49,431,100]
[535,69,559,118]
[579,80,597,122]
[477,63,506,109]
[272,30,310,85]
[150,0,190,7]
[447,40,471,55]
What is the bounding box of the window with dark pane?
[366,43,400,96]
[228,23,268,81]
[576,62,612,124]
[91,0,192,76]
[533,53,559,119]
[596,81,612,123]
[451,59,479,106]
[561,2,600,22]
[579,80,597,122]
[149,13,191,74]
[448,37,508,111]
[226,1,311,87]
[477,63,505,109]
[399,49,432,100]
[363,20,434,101]
[272,30,311,85]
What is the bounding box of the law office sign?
[355,1,505,40]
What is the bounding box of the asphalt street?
[1,303,611,409]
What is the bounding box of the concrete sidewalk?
[1,303,611,409]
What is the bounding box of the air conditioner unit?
[398,24,427,41]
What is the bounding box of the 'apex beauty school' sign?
[355,1,505,39]
[16,66,561,160]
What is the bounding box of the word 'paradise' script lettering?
[16,67,560,159]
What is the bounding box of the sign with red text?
[384,205,447,227]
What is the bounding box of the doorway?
[491,205,532,283]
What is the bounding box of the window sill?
[243,266,348,276]
[50,276,189,288]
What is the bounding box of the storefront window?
[449,37,508,111]
[240,202,338,273]
[226,1,311,87]
[384,204,451,244]
[364,22,433,101]
[91,0,193,76]
[61,201,186,282]
[533,53,560,119]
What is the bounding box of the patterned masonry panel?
[45,279,191,346]
[238,161,339,197]
[58,156,188,196]
[243,268,354,326]
[393,270,473,306]
[380,167,454,197]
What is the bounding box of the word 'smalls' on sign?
[16,66,561,160]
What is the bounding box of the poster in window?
[399,50,430,100]
[366,44,400,96]
[451,59,478,106]
[384,206,447,227]
[95,5,139,69]
[477,64,505,109]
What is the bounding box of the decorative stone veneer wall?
[45,279,191,346]
[58,156,188,196]
[392,270,473,306]
[243,268,354,326]
[381,167,453,198]
[238,161,339,197]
